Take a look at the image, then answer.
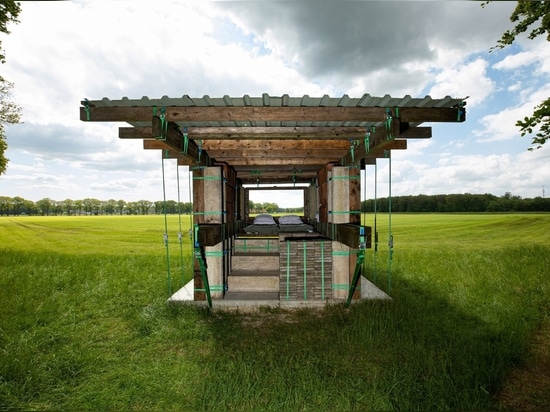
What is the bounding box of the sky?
[1,0,549,208]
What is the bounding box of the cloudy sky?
[1,0,549,208]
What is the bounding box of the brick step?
[231,254,279,271]
[234,237,280,254]
[224,291,279,301]
[228,269,279,292]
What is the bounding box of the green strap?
[329,175,360,181]
[286,241,290,300]
[176,165,186,286]
[194,244,212,308]
[373,160,378,283]
[364,127,372,153]
[303,241,307,301]
[82,99,91,121]
[321,241,325,300]
[192,211,226,215]
[156,107,168,141]
[346,226,366,307]
[161,156,172,296]
[196,285,224,292]
[204,251,226,257]
[332,250,362,256]
[385,107,394,140]
[182,127,189,154]
[388,156,393,292]
[251,170,261,187]
[193,176,223,181]
[197,140,203,161]
[457,102,465,122]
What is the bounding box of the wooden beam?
[205,149,348,159]
[314,223,372,249]
[142,140,194,165]
[187,126,366,139]
[396,125,432,139]
[119,126,153,139]
[151,116,209,166]
[341,134,407,165]
[81,105,465,124]
[201,139,350,150]
[215,157,342,166]
[120,124,431,142]
[119,126,366,140]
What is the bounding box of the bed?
[243,214,315,235]
[278,214,315,233]
[243,214,279,235]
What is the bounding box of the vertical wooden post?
[193,166,224,301]
[331,166,350,299]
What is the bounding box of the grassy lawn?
[1,214,549,410]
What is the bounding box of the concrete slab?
[167,276,392,308]
[360,277,392,300]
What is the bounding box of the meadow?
[1,214,549,410]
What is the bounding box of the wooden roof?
[80,94,466,184]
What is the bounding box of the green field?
[1,214,549,410]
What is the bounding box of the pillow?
[253,214,276,225]
[279,214,303,225]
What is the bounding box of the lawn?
[1,214,549,410]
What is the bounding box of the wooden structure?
[80,94,466,306]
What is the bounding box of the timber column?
[193,166,225,300]
[329,166,360,299]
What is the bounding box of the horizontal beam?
[188,126,367,139]
[120,125,431,141]
[205,149,348,159]
[215,157,342,166]
[201,139,350,150]
[81,105,465,124]
[119,126,153,139]
[151,116,209,166]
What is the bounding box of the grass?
[0,213,549,410]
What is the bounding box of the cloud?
[219,1,515,93]
[428,58,494,107]
[0,0,546,205]
[473,84,550,143]
[387,146,550,199]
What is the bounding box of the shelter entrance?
[80,93,466,308]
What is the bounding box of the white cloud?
[474,85,550,143]
[428,59,494,107]
[0,0,548,205]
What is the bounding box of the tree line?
[1,192,549,216]
[0,197,303,216]
[361,192,550,213]
[0,197,193,216]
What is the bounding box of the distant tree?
[135,199,151,215]
[82,198,101,215]
[103,199,117,215]
[117,199,126,215]
[483,1,550,149]
[74,199,83,215]
[0,195,10,215]
[0,1,22,175]
[62,198,74,215]
[36,198,54,216]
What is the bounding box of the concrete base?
[168,276,391,309]
[360,277,392,300]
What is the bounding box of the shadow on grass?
[189,274,528,411]
[1,247,544,411]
